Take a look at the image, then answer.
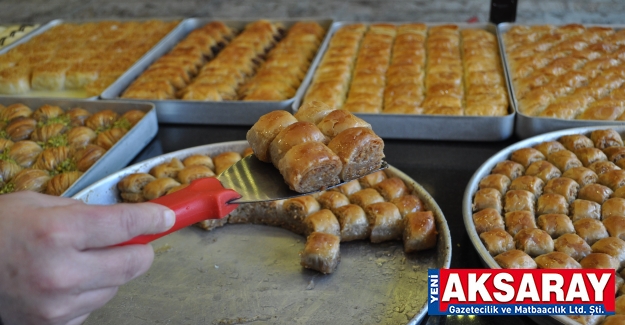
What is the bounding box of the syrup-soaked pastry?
[514,228,554,257]
[32,104,64,123]
[0,138,13,154]
[603,316,625,325]
[45,171,83,196]
[605,147,625,163]
[604,216,625,240]
[0,160,21,187]
[613,186,625,199]
[278,142,342,193]
[303,209,341,237]
[574,218,609,246]
[0,103,32,122]
[473,188,502,213]
[316,191,350,213]
[119,110,145,128]
[524,160,562,182]
[247,110,298,162]
[143,177,181,200]
[580,253,620,270]
[599,170,625,191]
[575,148,607,167]
[591,129,624,149]
[494,249,538,269]
[365,202,402,243]
[554,233,592,261]
[534,141,566,157]
[543,177,579,204]
[490,160,525,180]
[283,195,320,233]
[10,169,50,193]
[294,101,336,124]
[392,194,425,217]
[301,232,341,274]
[95,127,126,150]
[269,121,329,168]
[510,147,545,168]
[333,204,370,241]
[479,228,514,256]
[591,237,625,268]
[559,134,594,151]
[333,179,362,196]
[242,147,254,157]
[562,166,598,187]
[32,123,70,145]
[328,127,385,181]
[5,117,36,142]
[213,151,242,175]
[0,66,31,94]
[537,213,575,238]
[504,211,536,236]
[470,208,504,234]
[316,109,371,138]
[478,174,511,195]
[182,154,214,169]
[372,177,408,201]
[578,183,613,204]
[33,146,71,172]
[177,165,215,184]
[536,193,569,216]
[350,188,385,210]
[509,175,544,196]
[149,158,185,179]
[66,107,91,127]
[588,161,621,175]
[358,170,387,188]
[547,150,583,172]
[7,140,42,168]
[535,252,582,269]
[504,190,535,214]
[570,199,602,222]
[403,211,437,253]
[117,173,157,203]
[73,144,106,172]
[85,110,118,132]
[602,197,625,219]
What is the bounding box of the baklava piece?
[536,213,575,238]
[303,209,341,237]
[117,173,157,203]
[480,228,514,256]
[604,216,625,240]
[543,177,580,204]
[591,129,624,149]
[504,211,536,236]
[562,167,598,187]
[491,160,525,180]
[509,175,544,196]
[478,174,511,195]
[300,232,340,274]
[473,188,503,213]
[365,202,402,243]
[578,183,613,204]
[554,233,592,261]
[570,199,602,222]
[574,218,609,246]
[514,228,554,257]
[494,249,538,269]
[510,147,545,168]
[504,190,535,214]
[534,252,581,269]
[334,204,370,242]
[524,160,562,182]
[403,211,437,253]
[579,253,620,270]
[536,193,569,216]
[391,194,425,217]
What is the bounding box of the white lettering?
[587,273,611,302]
[566,273,589,302]
[516,273,540,302]
[542,273,564,301]
[493,272,515,302]
[468,273,492,302]
[442,274,466,302]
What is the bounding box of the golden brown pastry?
[283,195,320,232]
[554,233,592,261]
[591,237,625,268]
[562,166,598,187]
[559,134,594,151]
[5,117,36,142]
[334,204,370,242]
[213,151,242,175]
[278,142,342,193]
[548,149,583,172]
[473,188,503,213]
[480,228,514,256]
[535,252,581,269]
[536,193,569,216]
[45,171,83,196]
[316,191,350,213]
[601,197,625,219]
[510,147,545,168]
[6,140,42,168]
[182,154,214,169]
[316,109,371,138]
[524,160,562,182]
[333,179,362,196]
[73,144,106,172]
[303,209,341,237]
[247,110,298,162]
[536,213,575,238]
[143,177,181,200]
[10,169,50,193]
[391,194,425,217]
[504,190,535,214]
[603,216,625,240]
[403,211,437,253]
[504,211,536,236]
[591,129,624,149]
[358,170,387,188]
[371,177,408,201]
[269,121,329,168]
[327,127,385,181]
[575,148,607,167]
[514,228,554,257]
[95,127,126,150]
[300,232,340,274]
[578,183,613,204]
[543,177,580,204]
[294,101,336,124]
[365,202,402,243]
[579,253,620,270]
[85,110,118,132]
[570,199,602,222]
[149,158,185,179]
[491,160,525,180]
[534,141,566,157]
[574,218,609,246]
[478,174,511,195]
[603,316,625,325]
[494,249,538,269]
[117,173,157,203]
[509,175,544,196]
[598,169,625,191]
[33,146,72,173]
[177,165,215,184]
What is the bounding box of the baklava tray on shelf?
[101,18,333,126]
[293,21,515,141]
[498,23,625,139]
[73,140,451,325]
[463,126,625,325]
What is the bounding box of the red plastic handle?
[119,177,240,245]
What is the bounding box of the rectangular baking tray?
[73,140,451,325]
[101,18,334,126]
[498,23,625,139]
[462,125,625,325]
[292,21,515,141]
[0,23,40,49]
[0,98,158,197]
[0,18,184,100]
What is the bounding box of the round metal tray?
[462,126,625,325]
[74,140,452,325]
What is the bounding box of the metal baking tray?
[498,23,625,139]
[292,22,515,141]
[0,98,158,197]
[0,23,40,49]
[101,18,334,125]
[0,18,183,100]
[73,140,452,325]
[462,125,625,325]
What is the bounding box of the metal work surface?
[497,23,625,139]
[462,125,625,325]
[101,18,333,125]
[0,98,157,197]
[293,21,515,141]
[73,140,451,325]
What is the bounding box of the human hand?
[0,191,175,325]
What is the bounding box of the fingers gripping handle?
[120,178,240,246]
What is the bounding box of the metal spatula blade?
[218,154,389,204]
